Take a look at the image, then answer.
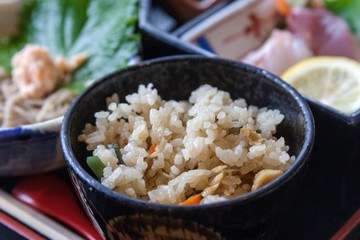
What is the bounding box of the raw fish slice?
[241,29,313,76]
[287,7,358,60]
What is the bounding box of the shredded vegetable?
[148,144,158,156]
[108,144,124,164]
[179,194,202,206]
[275,0,292,15]
[86,156,105,180]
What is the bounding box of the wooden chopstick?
[330,208,360,240]
[0,210,47,240]
[0,188,84,240]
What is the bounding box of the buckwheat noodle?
[0,75,76,128]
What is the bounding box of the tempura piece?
[11,44,87,99]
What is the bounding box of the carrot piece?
[276,0,292,16]
[147,144,158,156]
[179,194,202,206]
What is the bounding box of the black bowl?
[60,56,314,240]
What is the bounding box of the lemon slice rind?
[281,56,360,115]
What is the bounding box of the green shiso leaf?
[0,0,139,93]
[324,0,360,38]
[0,36,26,73]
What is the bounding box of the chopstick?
[0,210,47,240]
[330,207,360,240]
[0,188,84,240]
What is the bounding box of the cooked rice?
[78,84,295,205]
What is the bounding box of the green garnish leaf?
[107,143,124,165]
[187,115,195,120]
[86,156,105,180]
[0,36,26,73]
[0,0,139,93]
[324,0,360,38]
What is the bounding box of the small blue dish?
[0,0,141,177]
[0,1,65,176]
[61,56,315,240]
[0,118,65,176]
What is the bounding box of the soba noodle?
[0,44,87,129]
[0,76,76,128]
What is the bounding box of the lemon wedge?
[281,56,360,114]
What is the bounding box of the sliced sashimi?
[286,7,358,60]
[241,29,313,76]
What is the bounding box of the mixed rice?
[78,84,294,205]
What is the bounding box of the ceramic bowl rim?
[61,55,315,210]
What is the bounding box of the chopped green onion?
[187,115,195,119]
[86,156,105,180]
[256,129,262,134]
[107,144,124,164]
